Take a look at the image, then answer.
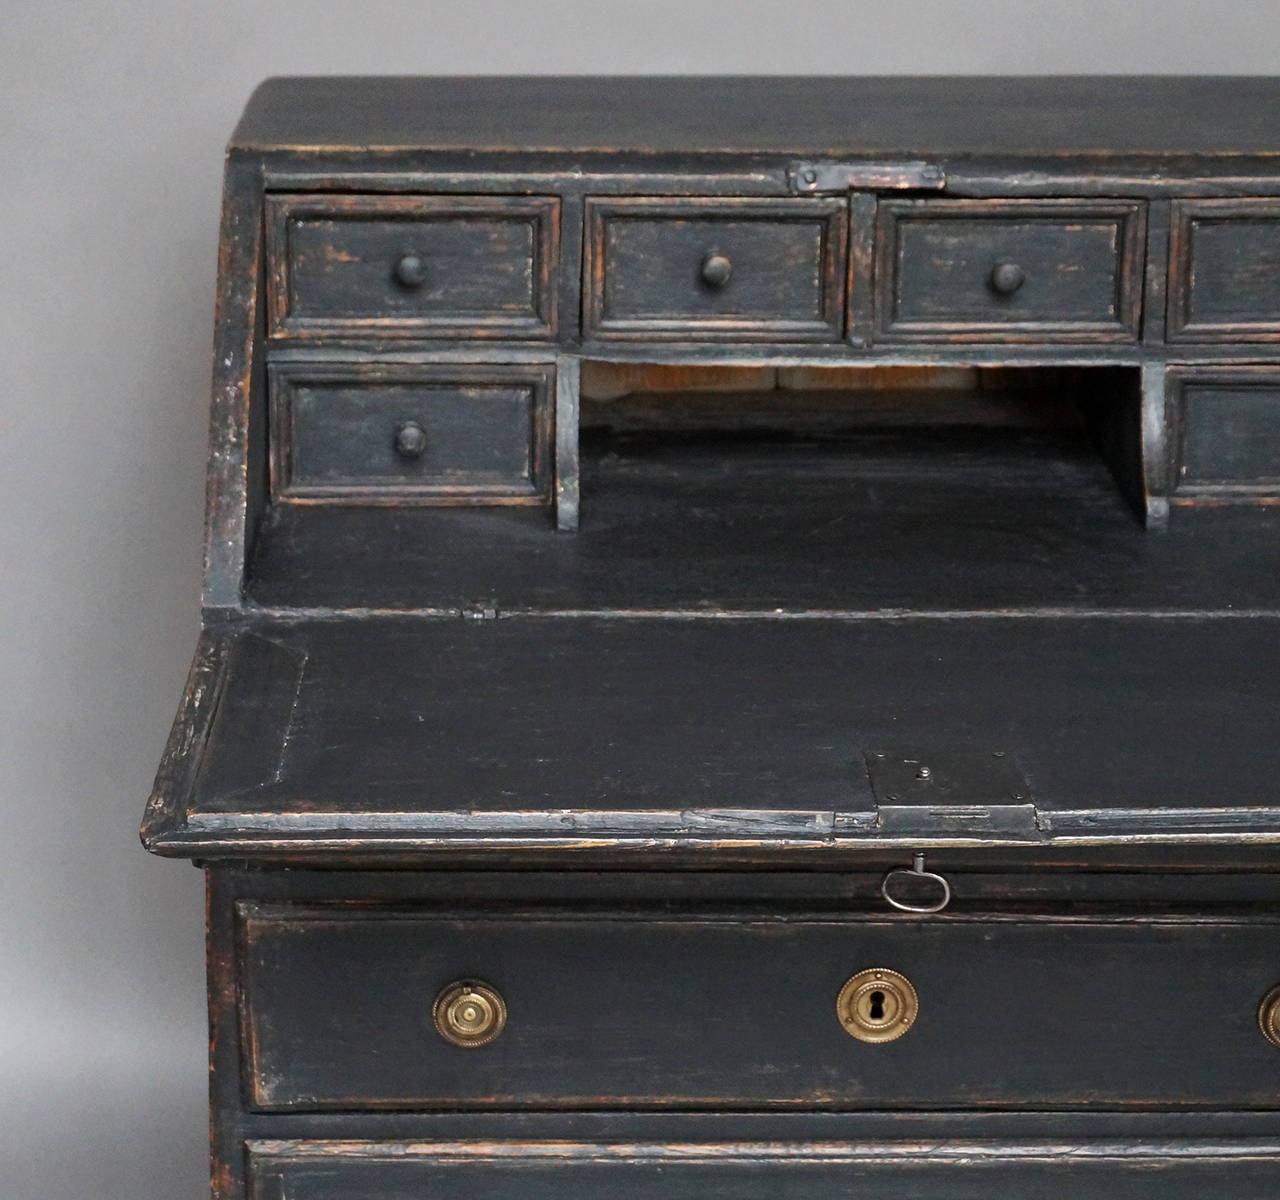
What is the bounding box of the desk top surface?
[233,75,1280,158]
[144,426,1280,864]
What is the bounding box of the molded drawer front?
[1170,199,1280,341]
[239,906,1280,1111]
[265,194,559,338]
[1167,366,1280,501]
[876,199,1145,343]
[268,362,553,504]
[584,198,848,341]
[248,1140,1280,1200]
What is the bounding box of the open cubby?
[245,363,1280,614]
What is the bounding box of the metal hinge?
[863,748,1039,837]
[462,604,499,622]
[788,160,946,194]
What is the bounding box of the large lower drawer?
[238,905,1280,1111]
[247,1140,1280,1200]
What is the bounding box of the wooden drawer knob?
[395,253,428,289]
[700,251,734,289]
[393,420,428,460]
[433,980,507,1048]
[989,260,1026,296]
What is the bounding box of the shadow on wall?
[1,1052,206,1200]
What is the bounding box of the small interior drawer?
[265,194,559,338]
[583,197,847,342]
[1167,365,1280,502]
[267,361,554,505]
[239,904,1280,1111]
[875,199,1145,342]
[1169,198,1280,341]
[247,1139,1280,1200]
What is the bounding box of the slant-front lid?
[142,611,1280,862]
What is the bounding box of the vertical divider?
[846,192,878,348]
[1141,359,1172,529]
[1142,199,1171,345]
[556,355,582,532]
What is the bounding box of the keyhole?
[868,990,886,1021]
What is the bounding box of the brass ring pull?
[881,852,951,914]
[1259,985,1280,1048]
[432,980,507,1048]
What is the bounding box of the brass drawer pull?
[1259,986,1280,1048]
[432,980,507,1048]
[837,968,919,1043]
[881,851,951,914]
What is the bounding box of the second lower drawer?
[247,1139,1280,1200]
[238,905,1280,1110]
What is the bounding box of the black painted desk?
[145,78,1280,1199]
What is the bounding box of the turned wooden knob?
[989,261,1026,296]
[700,251,733,289]
[393,421,428,459]
[394,253,428,289]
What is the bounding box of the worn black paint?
[876,199,1145,343]
[1169,199,1280,341]
[246,1142,1280,1200]
[266,194,559,339]
[1179,385,1280,486]
[144,78,1280,1200]
[584,198,847,342]
[268,360,553,503]
[244,418,1280,613]
[231,77,1280,158]
[1166,366,1280,499]
[241,905,1280,1110]
[153,612,1280,852]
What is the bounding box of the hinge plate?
[788,160,946,194]
[865,748,1038,836]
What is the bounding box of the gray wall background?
[5,3,1280,1196]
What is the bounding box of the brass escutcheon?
[1259,985,1280,1048]
[432,980,507,1048]
[837,968,919,1044]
